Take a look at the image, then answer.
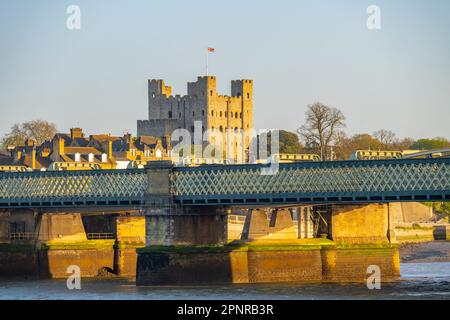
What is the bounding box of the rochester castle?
[137,76,253,162]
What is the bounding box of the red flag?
[207,47,215,52]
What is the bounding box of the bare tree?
[1,119,57,148]
[297,102,346,160]
[374,129,397,149]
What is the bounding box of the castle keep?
[137,76,253,161]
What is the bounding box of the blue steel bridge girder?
[0,158,448,209]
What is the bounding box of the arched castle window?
[202,110,205,117]
[211,111,214,116]
[235,112,238,118]
[152,92,156,98]
[240,112,242,119]
[179,112,182,119]
[192,111,195,117]
[168,111,172,119]
[210,90,213,96]
[220,111,222,117]
[219,126,223,132]
[247,93,250,99]
[231,112,233,118]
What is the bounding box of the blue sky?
[0,0,449,139]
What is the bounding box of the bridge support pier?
[241,209,297,240]
[145,207,228,246]
[328,203,396,244]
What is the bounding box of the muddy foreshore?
[399,241,450,263]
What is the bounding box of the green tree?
[411,138,449,150]
[279,130,303,154]
[1,120,57,148]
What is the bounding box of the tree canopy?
[411,138,449,150]
[1,120,57,148]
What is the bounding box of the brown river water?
[0,242,449,300]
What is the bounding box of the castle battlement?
[138,75,253,162]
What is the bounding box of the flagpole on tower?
[206,47,215,76]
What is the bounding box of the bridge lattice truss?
[0,159,448,208]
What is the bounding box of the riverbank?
[399,241,450,263]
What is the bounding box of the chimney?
[70,128,84,139]
[108,140,113,160]
[58,138,65,156]
[31,148,36,170]
[164,134,171,147]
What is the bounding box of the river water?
[0,262,449,300]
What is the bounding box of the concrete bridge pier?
[143,161,228,246]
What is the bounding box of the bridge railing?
[0,158,448,207]
[172,158,450,205]
[9,232,36,241]
[86,233,115,240]
[0,169,147,208]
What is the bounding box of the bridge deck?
[0,159,448,208]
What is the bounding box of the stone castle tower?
[137,76,253,161]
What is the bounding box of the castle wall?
[138,76,253,162]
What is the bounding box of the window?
[202,110,205,117]
[240,112,242,119]
[192,111,195,117]
[219,126,223,132]
[247,93,250,99]
[210,90,213,96]
[211,111,214,116]
[168,111,172,119]
[235,112,238,118]
[179,112,182,119]
[152,92,156,98]
[231,112,233,118]
[220,111,223,117]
